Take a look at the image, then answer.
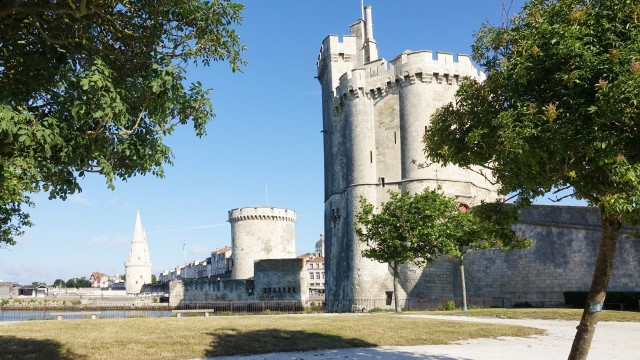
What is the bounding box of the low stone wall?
[170,258,310,306]
[254,258,308,302]
[169,279,254,306]
[48,288,126,298]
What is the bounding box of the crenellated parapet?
[228,207,296,224]
[317,34,358,86]
[330,50,485,101]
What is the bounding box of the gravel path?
[201,314,640,360]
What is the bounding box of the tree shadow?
[204,328,375,357]
[0,335,87,360]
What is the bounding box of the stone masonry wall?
[169,278,254,306]
[254,258,308,302]
[398,205,640,308]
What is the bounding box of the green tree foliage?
[355,189,527,312]
[0,0,246,245]
[76,277,91,288]
[151,274,157,285]
[424,1,640,358]
[64,277,91,289]
[52,279,66,288]
[30,281,46,286]
[355,189,457,312]
[447,203,532,310]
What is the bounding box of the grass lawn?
[420,308,640,322]
[0,313,544,360]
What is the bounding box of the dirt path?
[203,314,640,360]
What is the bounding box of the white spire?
[132,210,145,243]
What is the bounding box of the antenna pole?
[361,0,364,20]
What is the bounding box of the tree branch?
[548,191,577,203]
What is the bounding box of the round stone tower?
[317,6,500,310]
[125,211,152,294]
[228,207,296,280]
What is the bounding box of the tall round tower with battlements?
[228,207,297,280]
[317,6,500,311]
[125,211,152,294]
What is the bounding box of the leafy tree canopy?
[355,188,527,311]
[448,202,531,258]
[355,188,462,311]
[424,1,639,358]
[355,188,459,270]
[0,0,246,245]
[426,0,640,222]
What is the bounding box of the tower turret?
[364,6,378,62]
[125,211,152,294]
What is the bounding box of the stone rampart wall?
[400,205,640,307]
[254,258,308,302]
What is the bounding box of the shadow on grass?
[204,328,468,359]
[0,335,87,360]
[204,328,374,357]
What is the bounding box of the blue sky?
[2,0,583,285]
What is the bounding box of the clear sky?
[3,0,583,285]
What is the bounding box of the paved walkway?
[201,315,640,360]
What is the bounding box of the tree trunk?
[392,262,401,312]
[568,211,622,360]
[460,255,467,311]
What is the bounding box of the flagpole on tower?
[361,0,364,20]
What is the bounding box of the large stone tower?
[228,207,297,279]
[125,211,152,294]
[316,6,500,310]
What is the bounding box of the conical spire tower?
[125,210,152,294]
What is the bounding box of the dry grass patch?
[0,314,543,359]
[421,308,640,322]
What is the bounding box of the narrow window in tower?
[339,53,344,60]
[394,131,397,144]
[380,177,386,187]
[370,151,373,163]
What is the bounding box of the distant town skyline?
[2,0,586,285]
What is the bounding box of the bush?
[432,300,457,311]
[563,291,640,310]
[444,300,457,311]
[368,307,391,313]
[512,301,534,308]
